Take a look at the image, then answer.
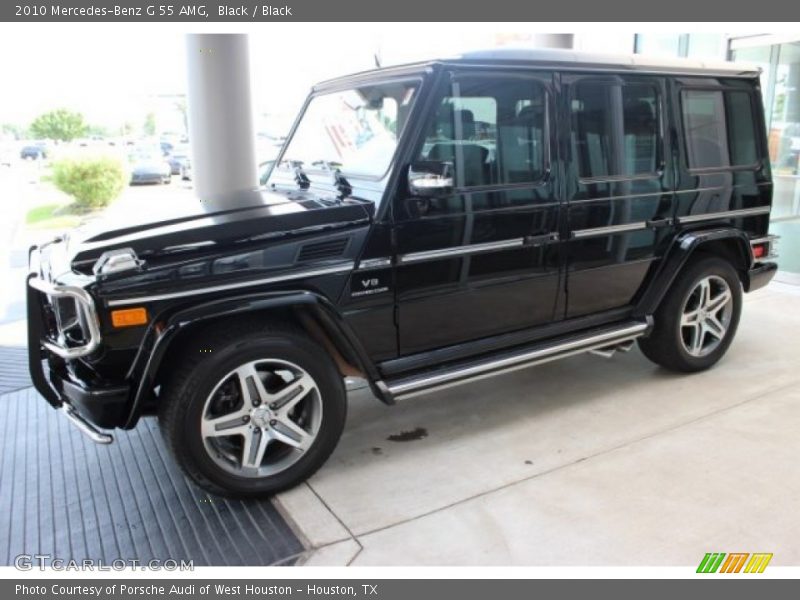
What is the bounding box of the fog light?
[111,307,148,328]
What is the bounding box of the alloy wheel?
[679,275,734,358]
[201,359,322,478]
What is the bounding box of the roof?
[315,47,760,90]
[449,47,760,77]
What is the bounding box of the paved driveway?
[279,281,800,566]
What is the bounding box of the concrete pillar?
[185,34,258,208]
[530,34,574,49]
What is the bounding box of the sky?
[0,24,505,134]
[0,24,772,137]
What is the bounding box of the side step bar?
[383,320,649,402]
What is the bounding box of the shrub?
[50,157,127,212]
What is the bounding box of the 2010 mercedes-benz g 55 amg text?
[28,49,778,496]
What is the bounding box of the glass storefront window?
[634,34,682,57]
[768,42,800,225]
[686,34,725,60]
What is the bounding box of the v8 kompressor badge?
[350,271,390,297]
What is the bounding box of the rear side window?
[681,89,759,170]
[571,81,661,179]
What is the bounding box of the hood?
[61,188,373,275]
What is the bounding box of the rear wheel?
[158,320,346,497]
[638,255,742,372]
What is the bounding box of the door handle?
[646,218,673,230]
[524,232,560,246]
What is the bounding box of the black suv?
[27,49,778,496]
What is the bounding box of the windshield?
[270,79,419,184]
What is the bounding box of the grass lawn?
[25,203,83,230]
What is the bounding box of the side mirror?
[408,161,453,197]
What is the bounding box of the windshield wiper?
[294,164,311,189]
[333,169,352,199]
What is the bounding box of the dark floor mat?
[0,387,304,566]
[0,347,31,394]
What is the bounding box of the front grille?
[28,274,102,359]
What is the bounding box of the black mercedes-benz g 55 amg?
[28,49,778,496]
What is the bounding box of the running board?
[589,339,636,358]
[384,320,649,402]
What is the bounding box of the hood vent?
[297,237,349,262]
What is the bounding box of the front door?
[393,70,563,355]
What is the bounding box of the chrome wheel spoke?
[270,418,313,451]
[705,316,726,340]
[202,406,250,438]
[697,278,711,309]
[688,323,705,354]
[268,374,314,413]
[706,288,732,314]
[681,309,700,327]
[241,428,270,469]
[235,363,270,407]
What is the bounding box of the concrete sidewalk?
[278,281,800,566]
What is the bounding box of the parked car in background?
[129,150,171,185]
[167,151,189,175]
[20,143,47,160]
[180,157,192,181]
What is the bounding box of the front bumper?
[27,264,128,442]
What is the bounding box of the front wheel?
[638,255,742,372]
[158,321,346,497]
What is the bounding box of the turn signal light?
[111,307,148,328]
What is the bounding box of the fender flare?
[634,227,753,318]
[121,289,387,428]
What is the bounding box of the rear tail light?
[750,235,779,262]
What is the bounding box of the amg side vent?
[297,237,349,262]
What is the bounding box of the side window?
[681,88,759,170]
[572,81,660,179]
[418,76,547,188]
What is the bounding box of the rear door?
[393,69,563,355]
[562,74,675,318]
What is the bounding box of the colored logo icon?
[697,552,773,573]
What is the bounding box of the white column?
[185,34,258,208]
[530,34,575,49]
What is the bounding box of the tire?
[638,255,742,373]
[158,319,346,497]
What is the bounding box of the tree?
[143,112,157,136]
[174,98,189,136]
[86,124,111,138]
[1,123,28,140]
[29,109,87,142]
